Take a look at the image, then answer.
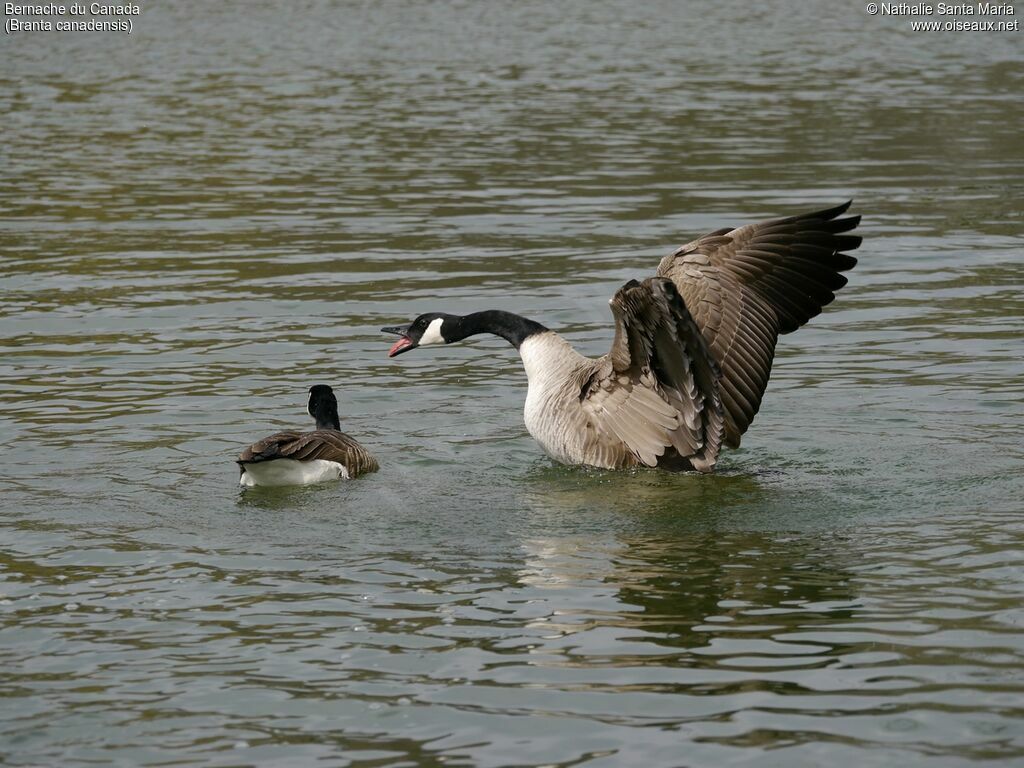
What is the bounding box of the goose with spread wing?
[238,385,378,486]
[382,202,861,473]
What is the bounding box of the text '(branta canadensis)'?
[237,385,379,487]
[382,202,862,473]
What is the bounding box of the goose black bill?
[381,324,415,357]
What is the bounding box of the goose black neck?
[449,310,548,349]
[312,404,341,431]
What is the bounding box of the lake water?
[2,1,1023,766]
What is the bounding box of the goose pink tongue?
[388,337,413,357]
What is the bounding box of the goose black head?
[381,313,455,357]
[307,384,341,430]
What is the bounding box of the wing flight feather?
[656,201,861,447]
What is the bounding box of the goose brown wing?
[581,277,724,472]
[238,430,305,464]
[656,201,861,448]
[238,430,379,476]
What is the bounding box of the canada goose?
[237,385,379,487]
[382,202,861,473]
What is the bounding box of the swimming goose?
[382,202,861,473]
[237,385,379,486]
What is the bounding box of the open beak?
[381,325,416,357]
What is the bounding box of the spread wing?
[657,201,861,448]
[581,277,724,472]
[238,430,379,476]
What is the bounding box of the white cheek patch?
[419,317,445,346]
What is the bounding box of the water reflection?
[516,525,856,659]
